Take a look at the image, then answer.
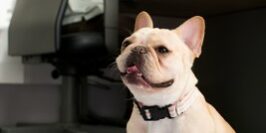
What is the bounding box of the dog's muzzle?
[120,45,175,88]
[131,46,148,54]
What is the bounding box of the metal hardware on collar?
[134,101,177,121]
[134,88,199,121]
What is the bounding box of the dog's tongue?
[127,65,140,74]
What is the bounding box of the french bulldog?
[116,11,235,133]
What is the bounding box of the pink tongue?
[127,65,139,74]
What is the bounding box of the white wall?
[0,0,24,83]
[0,0,60,84]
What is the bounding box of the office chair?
[5,0,127,132]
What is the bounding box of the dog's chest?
[147,119,179,133]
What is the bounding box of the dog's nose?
[132,46,148,54]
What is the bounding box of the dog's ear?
[134,11,153,32]
[175,16,205,58]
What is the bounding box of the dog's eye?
[122,40,131,49]
[156,46,170,54]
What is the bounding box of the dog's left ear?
[134,11,154,32]
[175,16,205,58]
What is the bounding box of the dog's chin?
[120,65,174,90]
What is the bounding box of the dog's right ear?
[134,11,153,32]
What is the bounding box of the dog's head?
[116,12,205,105]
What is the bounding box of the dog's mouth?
[120,65,174,88]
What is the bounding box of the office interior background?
[0,0,266,133]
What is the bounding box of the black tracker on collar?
[135,101,176,121]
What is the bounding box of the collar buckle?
[135,102,177,121]
[134,88,199,121]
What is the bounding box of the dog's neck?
[134,70,199,120]
[135,86,199,121]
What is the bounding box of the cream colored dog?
[116,11,235,133]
